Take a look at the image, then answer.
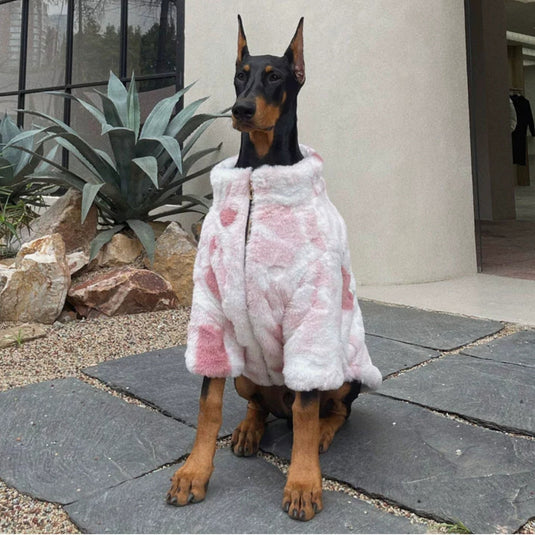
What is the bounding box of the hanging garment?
[185,145,382,393]
[511,94,535,165]
[510,96,517,132]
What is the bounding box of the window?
[0,0,184,159]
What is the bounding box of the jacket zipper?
[243,179,274,381]
[244,180,253,259]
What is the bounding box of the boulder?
[144,222,197,306]
[97,233,143,268]
[25,189,98,253]
[0,234,71,323]
[0,257,15,268]
[67,267,179,318]
[66,250,90,276]
[148,221,170,240]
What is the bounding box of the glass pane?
[72,0,121,84]
[0,96,19,118]
[24,90,65,126]
[25,0,68,90]
[127,0,178,78]
[0,1,22,93]
[17,92,63,168]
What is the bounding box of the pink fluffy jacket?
[185,145,382,392]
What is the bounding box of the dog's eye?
[236,72,247,82]
[268,72,281,83]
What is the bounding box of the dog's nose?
[232,100,256,121]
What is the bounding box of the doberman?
[166,16,362,521]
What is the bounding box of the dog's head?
[232,16,305,134]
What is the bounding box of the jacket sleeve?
[185,214,244,378]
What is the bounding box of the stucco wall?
[184,0,477,285]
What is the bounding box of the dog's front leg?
[283,390,323,521]
[167,377,225,506]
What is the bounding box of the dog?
[166,16,381,521]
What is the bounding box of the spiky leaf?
[126,73,141,139]
[132,156,158,188]
[81,183,104,224]
[126,219,155,263]
[140,83,194,139]
[137,134,182,174]
[107,71,128,126]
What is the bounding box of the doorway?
[467,0,535,281]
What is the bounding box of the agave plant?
[7,72,226,261]
[0,113,55,198]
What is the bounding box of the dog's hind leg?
[231,399,268,456]
[231,376,268,456]
[318,381,361,453]
[167,377,225,506]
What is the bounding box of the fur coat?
[185,145,382,392]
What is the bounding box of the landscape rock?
[0,257,15,267]
[97,233,143,268]
[0,234,70,324]
[148,221,169,240]
[67,267,178,318]
[66,250,90,276]
[0,323,48,349]
[25,189,98,253]
[144,222,197,306]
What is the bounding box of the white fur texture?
[185,146,382,392]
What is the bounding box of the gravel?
[0,309,190,534]
[0,309,190,392]
[0,309,533,534]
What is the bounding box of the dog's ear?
[284,17,305,85]
[236,15,249,65]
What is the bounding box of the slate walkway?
[1,300,535,533]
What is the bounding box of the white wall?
[184,0,477,285]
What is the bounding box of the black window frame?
[0,0,185,165]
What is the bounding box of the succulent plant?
[0,113,54,196]
[7,72,226,261]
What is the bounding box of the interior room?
[478,0,535,280]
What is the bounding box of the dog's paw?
[318,428,335,454]
[166,463,212,507]
[282,478,323,521]
[231,419,265,457]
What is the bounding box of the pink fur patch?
[195,324,231,375]
[220,207,237,227]
[341,266,354,310]
[205,265,221,301]
[257,205,300,242]
[209,236,218,256]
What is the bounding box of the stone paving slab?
[260,394,535,533]
[377,353,535,435]
[360,300,503,350]
[83,347,247,437]
[0,378,195,504]
[366,335,440,377]
[65,449,425,534]
[462,329,535,367]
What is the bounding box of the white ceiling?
[506,0,535,37]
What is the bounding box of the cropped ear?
[284,17,305,85]
[236,15,249,65]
